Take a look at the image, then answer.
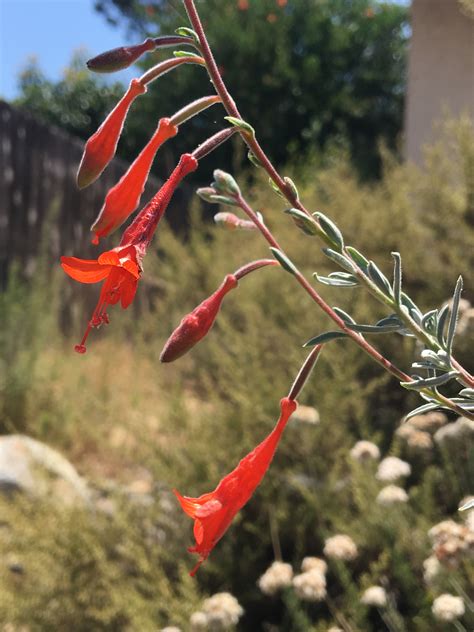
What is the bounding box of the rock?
[0,435,90,506]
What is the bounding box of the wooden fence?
[0,100,192,288]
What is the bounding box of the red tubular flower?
[77,78,146,189]
[62,153,198,353]
[160,274,238,363]
[174,397,298,576]
[61,245,142,353]
[90,118,178,244]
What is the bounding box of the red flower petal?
[60,256,111,283]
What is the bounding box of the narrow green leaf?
[314,274,358,287]
[347,323,401,334]
[268,177,284,198]
[376,315,403,327]
[284,208,319,236]
[303,331,349,347]
[247,151,262,168]
[270,247,299,275]
[446,276,463,356]
[224,116,255,136]
[421,309,438,335]
[284,177,299,201]
[314,212,344,251]
[346,246,369,272]
[175,27,199,41]
[173,50,202,58]
[436,304,450,348]
[400,371,459,390]
[391,252,402,305]
[332,307,356,324]
[322,249,356,273]
[459,499,474,511]
[459,388,474,400]
[403,402,442,422]
[367,261,393,297]
[401,292,422,318]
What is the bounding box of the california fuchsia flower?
[174,397,298,575]
[77,79,146,189]
[62,154,198,353]
[90,118,178,243]
[160,274,238,362]
[61,245,142,353]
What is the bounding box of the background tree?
[92,0,409,179]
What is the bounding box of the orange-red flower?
[174,397,298,575]
[160,274,238,362]
[77,78,146,189]
[61,245,142,353]
[62,153,198,353]
[91,118,178,244]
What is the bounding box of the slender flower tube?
[160,274,238,362]
[174,397,298,576]
[62,153,198,353]
[90,118,178,244]
[77,79,146,189]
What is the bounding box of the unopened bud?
[214,212,256,231]
[160,275,238,362]
[86,39,156,73]
[212,170,240,196]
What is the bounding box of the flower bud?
[91,118,178,243]
[214,212,256,231]
[86,39,156,73]
[160,275,238,362]
[77,79,146,189]
[212,170,240,196]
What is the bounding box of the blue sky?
[0,0,411,101]
[0,0,134,100]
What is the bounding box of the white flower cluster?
[432,594,465,622]
[434,416,474,444]
[361,585,387,608]
[376,485,408,506]
[423,555,441,585]
[290,405,320,425]
[323,534,358,561]
[191,593,243,631]
[161,628,181,632]
[257,561,293,596]
[428,519,474,566]
[350,440,380,462]
[301,556,327,574]
[396,411,449,450]
[292,568,326,602]
[376,456,411,482]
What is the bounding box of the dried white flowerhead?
[190,611,208,631]
[376,485,409,506]
[361,586,387,608]
[376,456,411,482]
[408,411,447,432]
[423,555,441,585]
[434,417,474,444]
[428,520,465,544]
[202,592,243,630]
[257,561,293,596]
[292,568,326,601]
[323,534,358,561]
[350,440,380,461]
[161,627,182,632]
[432,594,465,621]
[301,556,327,575]
[406,429,433,450]
[290,405,320,425]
